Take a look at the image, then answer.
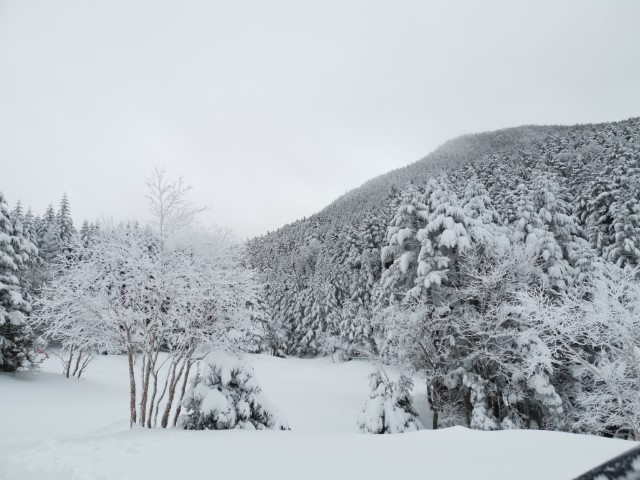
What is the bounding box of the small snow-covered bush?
[181,351,289,431]
[357,370,420,434]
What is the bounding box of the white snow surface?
[0,353,636,480]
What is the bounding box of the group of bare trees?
[34,168,259,428]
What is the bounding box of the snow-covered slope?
[0,354,635,480]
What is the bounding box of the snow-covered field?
[0,354,635,480]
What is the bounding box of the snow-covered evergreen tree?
[181,352,289,430]
[379,183,428,305]
[38,203,60,262]
[577,144,640,268]
[22,208,38,247]
[510,179,572,291]
[11,201,23,228]
[357,369,419,434]
[79,220,91,246]
[56,193,76,249]
[409,177,478,300]
[0,191,37,372]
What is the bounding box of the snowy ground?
[0,353,636,480]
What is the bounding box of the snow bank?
[0,352,635,480]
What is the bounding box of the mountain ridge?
[258,117,639,240]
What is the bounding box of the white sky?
[1,0,639,238]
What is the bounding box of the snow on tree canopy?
[357,370,420,434]
[0,190,36,372]
[181,351,289,431]
[247,117,640,439]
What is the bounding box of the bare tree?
[35,170,258,430]
[34,223,154,427]
[35,221,258,429]
[139,167,252,428]
[145,167,208,245]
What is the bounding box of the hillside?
[248,116,640,438]
[249,116,640,334]
[258,121,606,235]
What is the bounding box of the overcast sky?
[1,0,639,238]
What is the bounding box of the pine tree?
[57,193,76,249]
[22,208,38,247]
[11,201,23,227]
[410,176,495,301]
[0,191,37,372]
[38,203,60,262]
[379,183,427,305]
[510,179,572,291]
[357,370,420,434]
[181,352,289,430]
[605,201,640,267]
[577,143,640,267]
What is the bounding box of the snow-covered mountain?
[248,117,640,438]
[250,117,640,350]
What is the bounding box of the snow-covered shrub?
[357,370,420,434]
[182,352,289,431]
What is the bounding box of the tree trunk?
[463,388,472,426]
[152,362,172,428]
[139,349,153,427]
[147,370,158,428]
[153,357,176,428]
[77,355,91,379]
[147,355,167,429]
[72,350,83,377]
[160,358,182,428]
[429,382,439,430]
[126,344,137,428]
[64,347,74,378]
[172,360,193,427]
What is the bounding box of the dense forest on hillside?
[248,117,640,437]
